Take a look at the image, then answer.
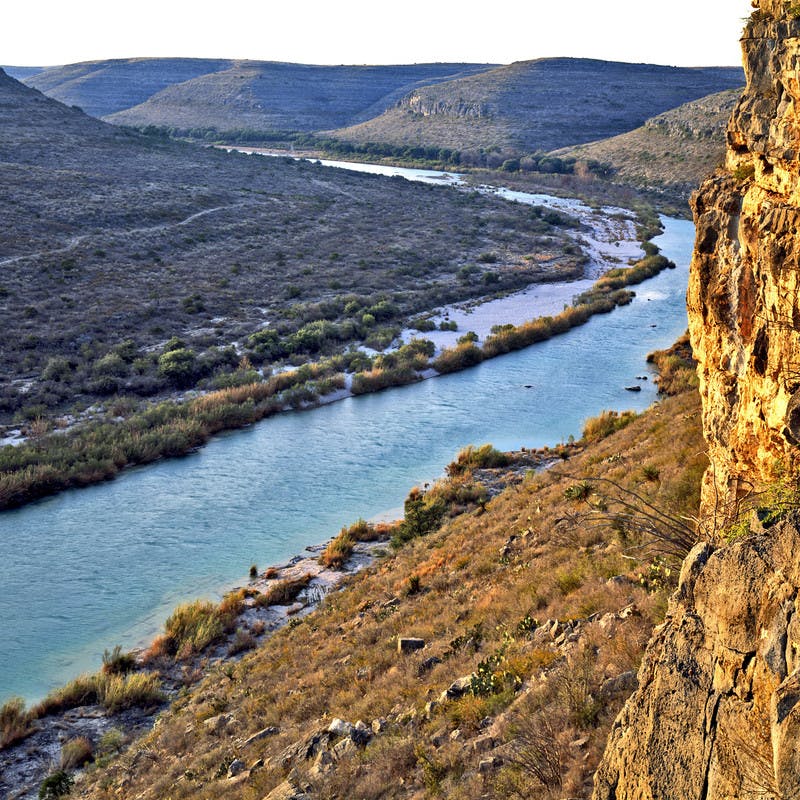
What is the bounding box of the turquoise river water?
[0,167,695,702]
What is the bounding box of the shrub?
[563,481,593,501]
[36,674,100,715]
[39,771,73,799]
[320,528,355,569]
[582,410,638,442]
[157,348,198,387]
[433,342,483,374]
[163,600,225,658]
[392,487,446,547]
[101,645,137,675]
[60,736,93,769]
[0,697,33,749]
[447,443,510,476]
[99,673,164,712]
[257,573,314,606]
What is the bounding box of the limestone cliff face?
[594,519,800,800]
[592,4,800,798]
[689,0,800,516]
[398,90,488,118]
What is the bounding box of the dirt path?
[0,199,277,268]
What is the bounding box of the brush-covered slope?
[2,66,46,81]
[0,69,581,420]
[22,58,236,118]
[24,59,497,132]
[66,375,705,800]
[329,59,745,153]
[556,88,742,199]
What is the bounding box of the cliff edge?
[689,0,800,518]
[593,3,800,798]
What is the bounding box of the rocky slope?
[556,89,742,202]
[330,59,745,153]
[592,3,800,798]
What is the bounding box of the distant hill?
[555,88,741,198]
[21,58,497,132]
[329,58,745,154]
[2,66,46,81]
[22,58,237,117]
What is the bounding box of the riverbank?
[0,238,671,512]
[15,365,705,800]
[0,445,561,798]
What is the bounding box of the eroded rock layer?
[689,1,800,515]
[594,519,800,800]
[593,4,800,798]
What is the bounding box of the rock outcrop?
[688,0,800,517]
[594,518,800,800]
[593,3,800,798]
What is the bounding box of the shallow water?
[0,178,695,702]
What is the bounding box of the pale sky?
[3,0,753,68]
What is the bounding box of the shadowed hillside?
[330,59,744,154]
[20,58,235,117]
[19,58,497,132]
[555,88,742,201]
[0,69,582,425]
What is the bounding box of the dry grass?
[74,367,705,800]
[320,519,385,569]
[32,670,164,720]
[60,736,94,770]
[0,697,33,749]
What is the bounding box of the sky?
[3,0,753,68]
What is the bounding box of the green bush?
[39,771,73,799]
[157,348,198,387]
[392,487,446,547]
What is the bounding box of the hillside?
[21,58,235,118]
[20,59,496,132]
[0,69,585,426]
[329,59,744,154]
[556,88,742,201]
[2,66,46,81]
[0,353,705,800]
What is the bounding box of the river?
[0,162,695,702]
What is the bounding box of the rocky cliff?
[689,1,800,518]
[594,520,800,800]
[593,3,800,798]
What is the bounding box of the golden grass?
[75,374,706,800]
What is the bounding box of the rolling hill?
[555,88,742,200]
[16,58,497,132]
[0,69,580,423]
[329,58,744,154]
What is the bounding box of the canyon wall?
[688,0,800,519]
[592,3,800,798]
